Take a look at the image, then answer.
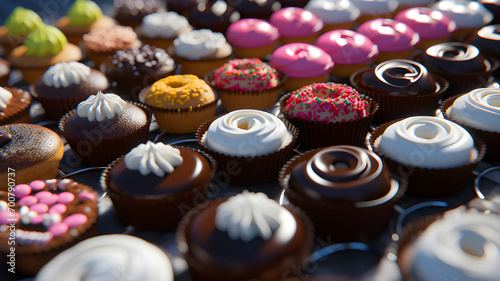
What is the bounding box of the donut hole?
[459,230,486,258]
[486,95,500,107]
[235,63,255,71]
[236,119,254,130]
[168,81,189,88]
[330,161,350,170]
[413,124,439,140]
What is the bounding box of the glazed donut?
[213,58,279,91]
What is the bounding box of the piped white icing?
[76,91,127,122]
[204,109,292,157]
[43,61,91,88]
[173,29,227,60]
[124,141,183,177]
[449,88,500,133]
[375,116,474,168]
[140,12,190,39]
[432,0,493,28]
[215,190,283,242]
[35,234,174,281]
[0,87,13,110]
[306,0,360,24]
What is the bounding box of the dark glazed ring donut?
[423,42,490,74]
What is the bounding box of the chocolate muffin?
[187,0,240,34]
[0,86,32,126]
[113,0,163,28]
[471,25,500,64]
[228,0,278,19]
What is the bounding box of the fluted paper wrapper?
[30,85,91,121]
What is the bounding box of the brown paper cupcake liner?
[29,85,92,121]
[196,114,299,185]
[369,119,486,198]
[278,147,406,241]
[204,69,287,112]
[0,87,32,126]
[350,71,448,123]
[100,148,217,231]
[280,93,378,148]
[59,101,152,167]
[441,95,500,161]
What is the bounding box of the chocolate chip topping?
[111,45,174,76]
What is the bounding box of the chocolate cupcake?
[101,141,216,231]
[0,178,99,275]
[164,0,197,16]
[471,25,500,67]
[187,0,239,34]
[350,59,448,123]
[0,86,32,126]
[228,0,278,19]
[280,145,405,241]
[113,0,163,28]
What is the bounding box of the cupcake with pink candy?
[269,7,324,44]
[226,18,279,59]
[305,0,361,32]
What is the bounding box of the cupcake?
[0,7,43,56]
[356,18,420,64]
[101,44,175,101]
[196,109,298,185]
[0,178,99,275]
[270,7,324,44]
[280,145,404,240]
[206,58,285,111]
[280,82,377,148]
[279,0,310,7]
[113,0,163,28]
[187,0,239,34]
[442,88,500,160]
[471,25,500,62]
[139,74,217,134]
[56,0,116,45]
[350,0,399,23]
[31,61,109,121]
[270,43,333,91]
[8,24,83,84]
[59,91,152,166]
[136,11,192,50]
[228,0,278,19]
[169,29,233,78]
[370,116,485,197]
[226,18,279,60]
[480,0,500,25]
[305,0,361,32]
[165,0,197,16]
[315,29,379,79]
[35,234,174,281]
[350,59,448,123]
[0,58,9,86]
[394,7,457,50]
[0,86,32,125]
[177,191,314,281]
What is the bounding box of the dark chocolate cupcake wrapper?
[0,87,32,126]
[279,147,406,241]
[30,85,92,121]
[369,119,486,198]
[196,114,299,185]
[280,93,378,148]
[350,71,448,124]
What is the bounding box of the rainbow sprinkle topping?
[213,58,279,91]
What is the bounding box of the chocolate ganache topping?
[423,42,490,74]
[111,45,174,76]
[361,59,437,96]
[472,25,500,56]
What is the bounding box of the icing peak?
[67,0,103,26]
[124,141,183,177]
[5,7,43,36]
[0,87,13,110]
[76,91,127,121]
[24,24,68,57]
[43,61,91,88]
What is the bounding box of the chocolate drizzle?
[423,42,489,74]
[0,132,12,146]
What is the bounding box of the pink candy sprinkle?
[30,180,46,191]
[13,184,32,198]
[35,191,52,200]
[78,192,96,201]
[63,213,88,228]
[0,210,19,225]
[57,192,75,204]
[30,214,45,225]
[49,204,67,215]
[48,222,69,237]
[30,203,49,214]
[18,196,38,207]
[39,194,59,206]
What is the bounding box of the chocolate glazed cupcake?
[187,0,239,34]
[350,59,448,123]
[0,86,32,126]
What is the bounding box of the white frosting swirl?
[350,0,399,14]
[76,91,127,122]
[124,141,183,177]
[43,61,91,88]
[173,29,227,60]
[306,0,361,24]
[204,109,292,157]
[0,87,13,110]
[140,12,190,39]
[375,116,474,168]
[215,190,285,242]
[432,0,493,28]
[35,234,174,281]
[448,88,500,133]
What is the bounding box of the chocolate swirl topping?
[423,42,490,74]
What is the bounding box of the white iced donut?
[173,29,228,60]
[350,0,399,15]
[305,0,360,25]
[432,0,493,29]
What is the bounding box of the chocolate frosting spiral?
[422,42,489,74]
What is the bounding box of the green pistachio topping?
[24,24,68,57]
[5,7,43,35]
[67,0,103,26]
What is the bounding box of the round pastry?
[8,24,83,84]
[165,0,197,16]
[395,7,457,50]
[0,58,9,86]
[0,124,64,190]
[370,116,485,197]
[270,7,324,44]
[31,61,109,121]
[197,109,298,185]
[113,0,163,28]
[356,18,420,63]
[0,7,43,56]
[350,59,448,123]
[281,82,376,148]
[0,179,98,275]
[397,0,435,10]
[226,18,279,59]
[305,0,361,32]
[59,91,151,166]
[0,86,32,125]
[269,43,333,91]
[206,58,285,111]
[280,145,404,240]
[177,190,314,281]
[136,11,192,50]
[350,0,399,23]
[101,44,175,101]
[228,0,278,19]
[315,29,379,78]
[101,141,216,230]
[479,0,500,25]
[471,25,500,61]
[187,0,239,34]
[35,234,174,281]
[139,74,217,134]
[55,0,116,45]
[169,29,233,78]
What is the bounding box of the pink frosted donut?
[269,7,324,38]
[357,18,420,52]
[395,7,457,39]
[269,43,333,78]
[316,29,379,65]
[226,19,279,48]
